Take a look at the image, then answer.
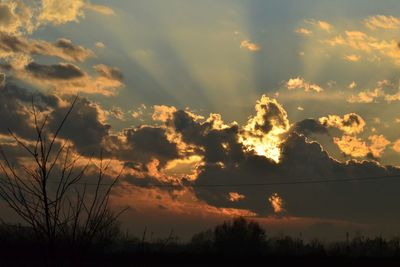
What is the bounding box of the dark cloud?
[291,119,328,137]
[0,4,16,29]
[17,62,124,96]
[124,126,179,166]
[0,72,5,85]
[194,133,400,224]
[48,97,110,154]
[94,64,123,81]
[25,62,85,80]
[53,38,95,62]
[170,110,245,163]
[1,85,399,227]
[0,32,94,62]
[0,82,58,139]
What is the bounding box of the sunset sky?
[1,0,400,240]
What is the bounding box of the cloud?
[85,2,115,15]
[325,30,400,65]
[228,192,245,202]
[38,0,114,25]
[365,15,400,30]
[306,19,332,32]
[0,73,5,86]
[0,2,34,34]
[39,0,85,25]
[2,85,400,227]
[95,42,105,48]
[0,32,94,62]
[0,2,21,34]
[319,113,365,135]
[53,38,95,61]
[347,80,400,104]
[25,62,85,80]
[368,135,391,158]
[295,28,313,36]
[124,126,180,167]
[0,81,58,140]
[333,135,370,158]
[286,77,323,93]
[240,95,290,163]
[334,134,390,159]
[315,20,332,32]
[194,131,400,222]
[269,193,285,213]
[240,40,261,52]
[291,119,328,137]
[348,81,357,89]
[393,140,400,153]
[4,61,124,96]
[94,64,123,82]
[347,88,381,103]
[344,54,361,62]
[48,97,111,154]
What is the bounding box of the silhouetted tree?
[191,217,267,255]
[0,97,125,260]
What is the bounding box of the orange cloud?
[295,28,313,36]
[334,134,390,158]
[344,54,361,62]
[393,140,400,153]
[305,19,333,32]
[365,15,400,30]
[319,113,365,135]
[368,135,390,158]
[325,30,400,65]
[240,40,261,52]
[334,135,370,158]
[228,192,245,202]
[111,184,256,218]
[269,193,285,213]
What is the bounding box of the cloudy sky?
[1,0,400,240]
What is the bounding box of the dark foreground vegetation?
[1,217,400,266]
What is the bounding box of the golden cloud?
[286,77,323,93]
[269,193,285,213]
[365,15,400,30]
[228,192,246,202]
[319,113,365,135]
[38,0,114,25]
[240,95,290,163]
[240,40,261,52]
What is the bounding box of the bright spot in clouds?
[228,192,246,202]
[239,95,289,163]
[269,193,285,213]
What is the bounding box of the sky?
[1,0,400,241]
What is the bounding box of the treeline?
[1,217,400,266]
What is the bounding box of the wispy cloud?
[286,77,323,93]
[365,15,400,30]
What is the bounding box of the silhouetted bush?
[190,217,267,255]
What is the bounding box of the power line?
[47,173,400,188]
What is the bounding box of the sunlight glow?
[269,193,284,213]
[239,96,289,163]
